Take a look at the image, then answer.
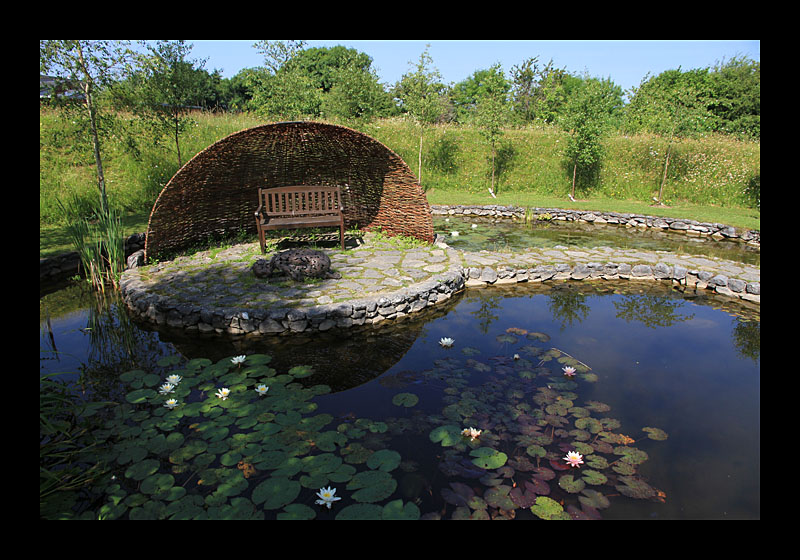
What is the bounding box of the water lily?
[158,383,175,395]
[513,353,520,360]
[216,387,231,400]
[439,337,455,348]
[461,427,481,441]
[315,486,341,509]
[564,450,584,468]
[163,398,179,409]
[165,374,182,385]
[562,366,576,377]
[231,355,246,366]
[254,384,269,396]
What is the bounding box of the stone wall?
[431,205,760,246]
[40,233,146,285]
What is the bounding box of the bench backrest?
[259,186,343,217]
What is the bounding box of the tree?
[40,40,133,216]
[322,61,392,121]
[249,40,323,119]
[471,64,512,196]
[560,77,620,199]
[624,68,717,203]
[124,40,208,168]
[396,46,448,184]
[708,55,760,140]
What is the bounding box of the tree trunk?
[491,147,496,194]
[174,109,182,168]
[77,42,108,217]
[658,141,672,203]
[571,163,577,199]
[418,126,423,184]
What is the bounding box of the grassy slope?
[40,110,760,258]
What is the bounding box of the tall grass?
[41,107,760,231]
[56,193,125,291]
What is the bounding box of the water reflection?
[436,216,760,266]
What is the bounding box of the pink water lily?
[562,366,576,377]
[564,450,584,468]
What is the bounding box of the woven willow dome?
[144,121,434,259]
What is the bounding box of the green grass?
[40,108,760,258]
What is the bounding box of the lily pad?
[366,449,401,472]
[125,388,156,404]
[484,485,516,510]
[251,477,301,509]
[616,476,657,499]
[579,489,610,510]
[429,425,463,447]
[530,495,570,520]
[381,499,421,520]
[277,503,316,520]
[581,469,608,486]
[124,458,160,481]
[391,392,419,407]
[642,427,669,441]
[335,503,383,520]
[288,365,315,378]
[469,447,508,470]
[346,470,397,503]
[558,474,586,493]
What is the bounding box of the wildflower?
[461,427,481,441]
[254,384,269,396]
[159,383,175,395]
[315,486,341,509]
[450,231,459,237]
[166,374,182,385]
[216,387,231,400]
[564,450,584,468]
[562,366,576,377]
[163,398,179,410]
[513,353,520,360]
[471,223,477,229]
[231,355,246,366]
[439,337,455,348]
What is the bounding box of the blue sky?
[187,39,759,97]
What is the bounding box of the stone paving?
[119,232,760,336]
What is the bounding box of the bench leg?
[340,223,345,250]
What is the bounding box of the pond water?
[434,216,760,266]
[40,279,759,520]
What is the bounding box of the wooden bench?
[255,185,345,253]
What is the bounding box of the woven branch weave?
[144,121,434,259]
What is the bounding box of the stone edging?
[431,205,760,245]
[119,246,759,337]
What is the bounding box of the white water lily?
[216,387,231,400]
[158,383,175,395]
[166,374,182,385]
[254,384,269,396]
[315,486,341,509]
[461,427,482,441]
[231,355,246,366]
[163,398,179,409]
[439,337,455,348]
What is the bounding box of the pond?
[40,275,759,520]
[434,216,760,266]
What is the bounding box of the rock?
[252,248,341,281]
[127,249,145,269]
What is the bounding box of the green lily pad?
[429,425,463,447]
[141,473,175,495]
[558,474,586,493]
[125,388,156,404]
[469,447,508,470]
[382,499,421,520]
[277,503,316,520]
[124,458,160,481]
[579,489,610,510]
[496,333,518,344]
[530,495,570,520]
[484,485,516,510]
[366,449,401,472]
[581,469,608,485]
[252,477,301,509]
[392,392,419,407]
[616,476,657,499]
[288,365,314,378]
[335,503,384,520]
[346,470,397,503]
[642,427,669,441]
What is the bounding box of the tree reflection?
[613,293,695,328]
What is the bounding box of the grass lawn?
[39,194,760,260]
